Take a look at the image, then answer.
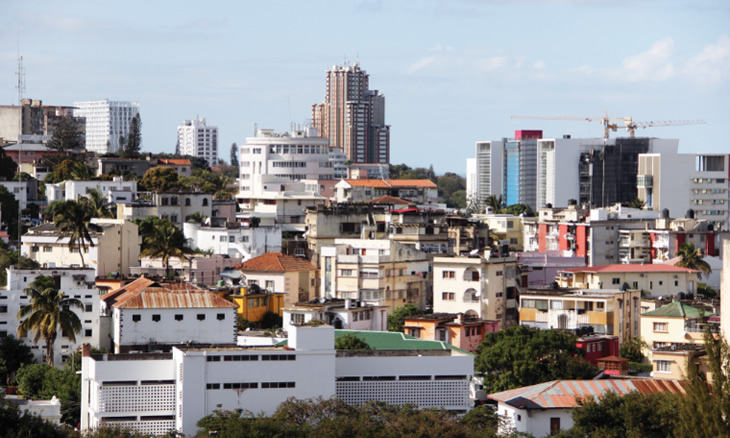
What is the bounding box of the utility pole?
[16,55,25,251]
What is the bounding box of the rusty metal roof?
[102,276,236,309]
[489,379,686,409]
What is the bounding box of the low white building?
[283,299,388,332]
[131,255,241,286]
[183,222,282,260]
[6,395,62,424]
[0,179,39,212]
[46,177,137,204]
[488,379,686,437]
[118,192,213,230]
[1,268,108,365]
[100,277,238,353]
[80,325,474,436]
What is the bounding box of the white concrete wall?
[498,403,573,437]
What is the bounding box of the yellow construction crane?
[511,112,706,140]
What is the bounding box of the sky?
[1,0,728,175]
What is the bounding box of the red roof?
[489,379,686,409]
[158,158,191,166]
[343,179,437,189]
[561,264,699,274]
[344,179,391,188]
[236,252,316,273]
[102,277,236,309]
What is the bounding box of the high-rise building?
[0,98,84,144]
[73,100,139,154]
[311,62,390,164]
[177,117,218,167]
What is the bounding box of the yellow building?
[478,214,524,252]
[640,301,716,379]
[230,286,285,325]
[557,264,699,298]
[519,288,641,344]
[236,252,317,307]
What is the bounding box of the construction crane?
[511,112,706,140]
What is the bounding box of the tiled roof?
[642,301,704,319]
[344,179,391,188]
[489,379,686,409]
[158,158,191,166]
[387,179,437,188]
[561,264,699,274]
[235,252,316,272]
[368,195,414,205]
[102,277,236,309]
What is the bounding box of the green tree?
[139,166,181,192]
[85,188,115,218]
[502,204,534,217]
[0,393,69,438]
[475,325,598,393]
[449,190,467,209]
[676,242,712,277]
[0,335,34,385]
[17,275,82,366]
[485,194,505,214]
[0,185,19,240]
[139,219,193,279]
[0,147,18,179]
[619,337,648,363]
[46,115,84,153]
[123,113,142,158]
[560,390,680,438]
[624,198,646,209]
[185,211,208,225]
[230,142,239,167]
[676,328,730,437]
[335,333,372,350]
[53,199,95,268]
[260,311,283,329]
[387,304,423,332]
[14,362,82,426]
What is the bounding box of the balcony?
[637,174,653,188]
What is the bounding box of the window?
[656,360,672,372]
[85,304,93,312]
[265,280,274,290]
[197,314,206,321]
[0,306,6,313]
[175,314,183,321]
[132,315,141,322]
[217,313,225,321]
[206,383,220,390]
[550,418,561,434]
[442,270,455,279]
[339,269,353,277]
[152,314,161,322]
[653,322,668,332]
[612,278,620,285]
[85,329,92,337]
[442,292,455,301]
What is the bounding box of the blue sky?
[1,0,728,174]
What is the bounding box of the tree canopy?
[138,166,180,192]
[475,325,598,393]
[335,333,372,350]
[230,142,239,167]
[387,304,423,332]
[139,218,193,279]
[121,113,142,158]
[676,242,712,276]
[46,115,84,153]
[0,335,34,385]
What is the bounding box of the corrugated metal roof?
[235,252,316,272]
[642,301,704,318]
[489,379,686,409]
[103,276,236,309]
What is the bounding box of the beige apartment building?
[556,264,699,298]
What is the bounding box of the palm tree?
[485,194,505,214]
[140,219,194,279]
[677,242,712,277]
[84,188,115,218]
[53,200,95,268]
[17,276,82,366]
[185,212,208,225]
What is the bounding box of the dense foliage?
[335,333,372,350]
[386,304,423,332]
[196,398,510,438]
[619,337,648,363]
[0,335,34,384]
[475,325,598,393]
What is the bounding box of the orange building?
[403,313,499,352]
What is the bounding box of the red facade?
[514,130,543,140]
[576,336,620,366]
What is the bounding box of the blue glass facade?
[504,141,521,206]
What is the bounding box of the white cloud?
[478,56,507,72]
[533,60,546,70]
[685,35,730,84]
[620,37,674,81]
[406,56,436,74]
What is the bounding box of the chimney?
[82,343,92,357]
[456,313,464,325]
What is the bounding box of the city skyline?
[1,1,728,173]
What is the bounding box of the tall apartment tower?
[177,117,218,167]
[311,62,390,164]
[73,100,140,154]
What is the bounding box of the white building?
[100,277,238,353]
[177,117,218,167]
[46,177,137,204]
[432,254,520,328]
[182,221,282,260]
[73,100,140,154]
[0,179,39,212]
[283,299,388,332]
[21,218,140,276]
[1,268,108,365]
[81,325,474,436]
[638,153,730,229]
[131,254,241,286]
[466,157,477,208]
[489,379,686,437]
[239,128,334,196]
[117,191,213,230]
